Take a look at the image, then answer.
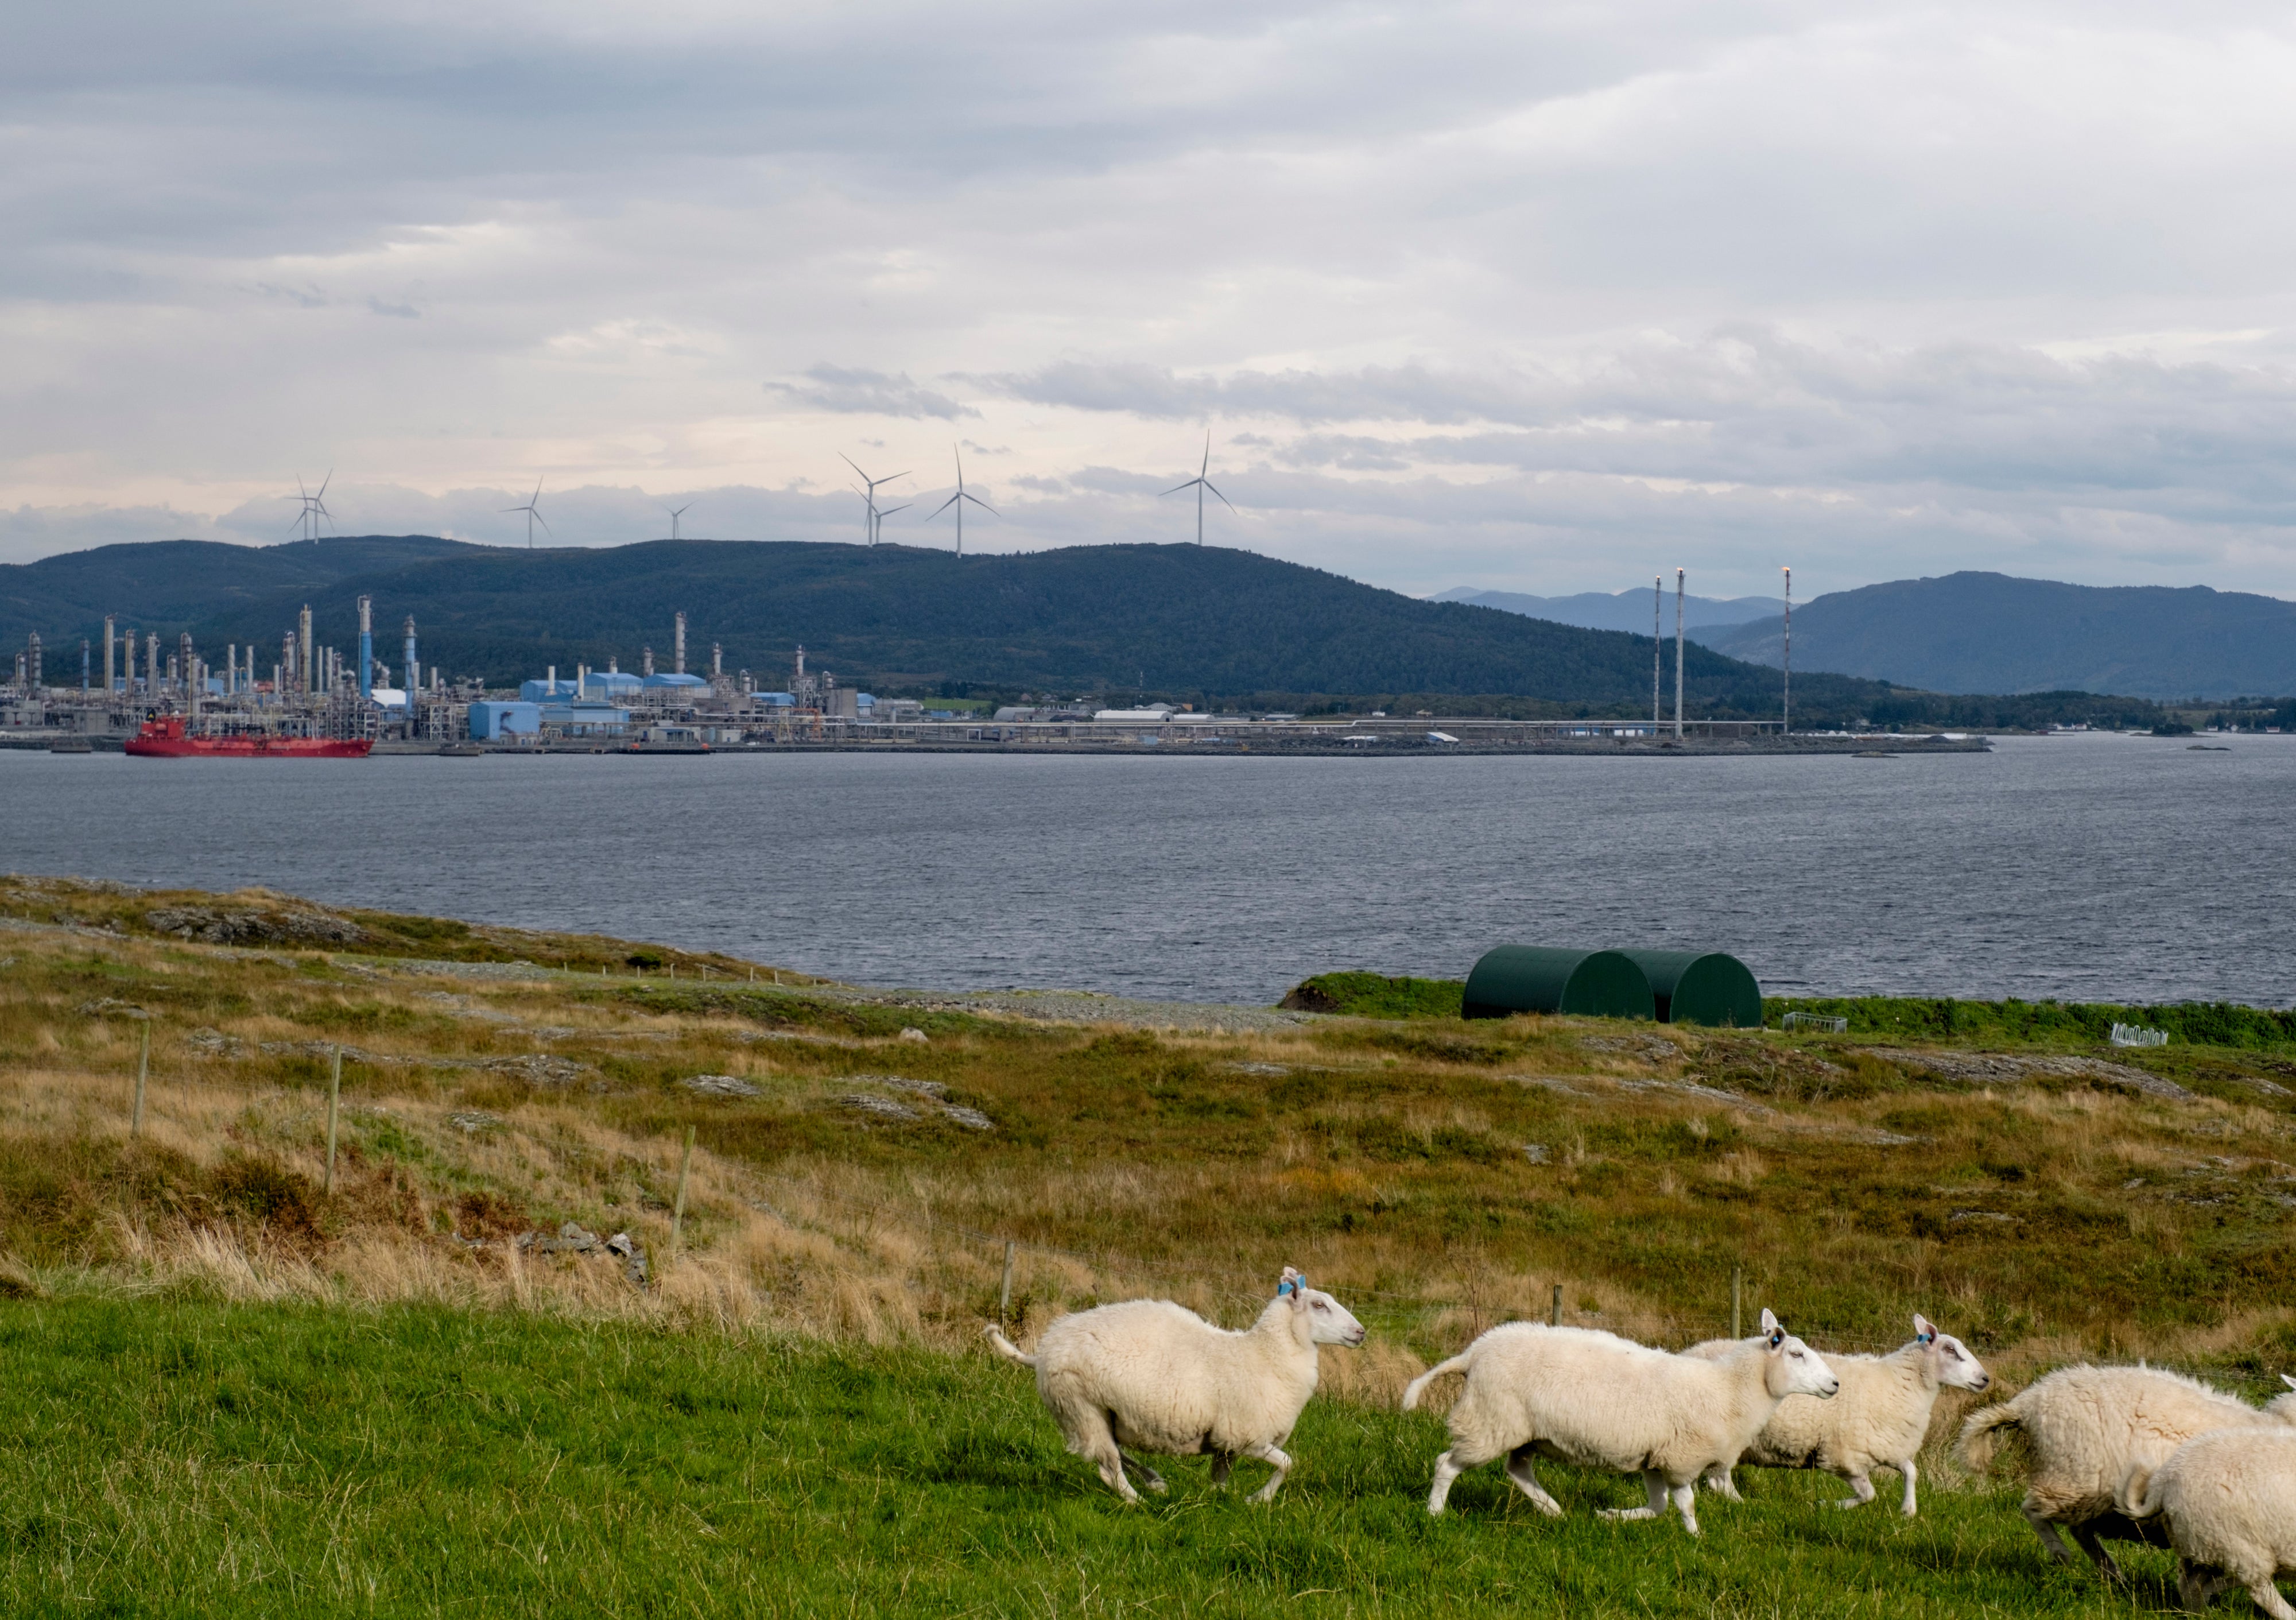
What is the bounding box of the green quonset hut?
[1618,949,1763,1028]
[1462,947,1655,1021]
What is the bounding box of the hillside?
[1707,571,2296,699]
[6,535,1852,716]
[1433,586,1781,635]
[5,877,2296,1614]
[0,537,2186,724]
[0,535,483,647]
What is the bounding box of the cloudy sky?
[9,1,2296,599]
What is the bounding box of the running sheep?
[1685,1313,1990,1515]
[984,1266,1366,1502]
[2121,1425,2296,1619]
[1958,1363,2296,1580]
[1401,1309,1839,1535]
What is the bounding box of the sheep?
[1401,1308,1839,1534]
[2121,1426,2296,1618]
[1957,1362,2294,1580]
[1684,1313,1991,1515]
[984,1266,1366,1503]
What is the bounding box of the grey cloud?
[367,297,420,319]
[767,367,977,421]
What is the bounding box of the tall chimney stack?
[358,595,374,697]
[298,605,314,696]
[103,615,115,694]
[674,611,687,676]
[404,617,419,698]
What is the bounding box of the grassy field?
[0,1295,2201,1619]
[6,871,2296,1614]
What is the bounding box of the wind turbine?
[502,478,550,548]
[923,445,995,556]
[286,471,332,543]
[1161,432,1234,545]
[666,502,694,540]
[840,453,907,546]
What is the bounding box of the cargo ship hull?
[125,719,371,758]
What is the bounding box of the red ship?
[123,715,373,759]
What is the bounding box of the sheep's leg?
[1209,1452,1234,1488]
[1240,1441,1293,1504]
[1073,1409,1139,1503]
[2021,1501,2082,1569]
[1896,1460,1918,1517]
[1118,1451,1168,1495]
[1833,1472,1878,1511]
[1599,1469,1669,1522]
[2244,1579,2296,1620]
[2066,1521,2126,1584]
[1503,1445,1566,1518]
[1701,1465,1744,1502]
[1426,1451,1468,1516]
[1670,1481,1700,1537]
[2177,1564,2229,1614]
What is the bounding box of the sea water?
[2,731,2287,1006]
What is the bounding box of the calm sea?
[2,733,2287,1007]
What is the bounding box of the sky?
[9,2,2296,600]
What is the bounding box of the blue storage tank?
[642,672,709,691]
[521,678,580,703]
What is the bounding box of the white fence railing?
[2111,1023,2169,1048]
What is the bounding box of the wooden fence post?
[324,1044,342,1196]
[1731,1265,1743,1339]
[131,1021,149,1137]
[669,1126,696,1262]
[1549,1282,1562,1326]
[1000,1241,1017,1325]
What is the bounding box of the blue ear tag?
[1277,1278,1301,1298]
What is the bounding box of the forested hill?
[0,537,2164,723]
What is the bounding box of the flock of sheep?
[987,1270,2296,1615]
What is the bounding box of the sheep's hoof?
[1146,1479,1168,1495]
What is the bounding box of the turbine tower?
[840,454,907,545]
[923,445,995,556]
[667,502,694,540]
[502,478,550,548]
[1160,432,1235,545]
[286,471,332,542]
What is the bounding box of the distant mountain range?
[1432,587,1781,635]
[2,536,1836,715]
[1701,572,2296,700]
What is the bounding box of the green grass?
[0,1296,2183,1619]
[1282,969,2296,1055]
[1281,973,1466,1019]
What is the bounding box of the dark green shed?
[1462,947,1656,1021]
[1618,949,1763,1028]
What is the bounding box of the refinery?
[3,596,1968,756]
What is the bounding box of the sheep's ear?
[2283,1373,2296,1392]
[1914,1313,1937,1343]
[1276,1265,1303,1301]
[1759,1308,1779,1336]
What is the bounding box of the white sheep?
[2121,1425,2296,1618]
[984,1265,1366,1503]
[1958,1363,2294,1580]
[1401,1308,1839,1534]
[1685,1313,1991,1515]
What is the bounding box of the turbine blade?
[878,503,910,518]
[1158,479,1200,497]
[925,494,960,520]
[961,493,998,514]
[840,452,871,482]
[317,469,331,497]
[499,505,525,513]
[1204,481,1236,512]
[534,511,552,533]
[1201,431,1210,475]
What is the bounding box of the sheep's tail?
[1955,1395,2028,1474]
[982,1324,1037,1369]
[2119,1462,2165,1521]
[1402,1352,1473,1412]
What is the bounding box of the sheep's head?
[1758,1308,1839,1400]
[1275,1267,1367,1347]
[2267,1373,2296,1425]
[1913,1313,1991,1392]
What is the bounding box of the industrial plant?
[5,589,1953,756]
